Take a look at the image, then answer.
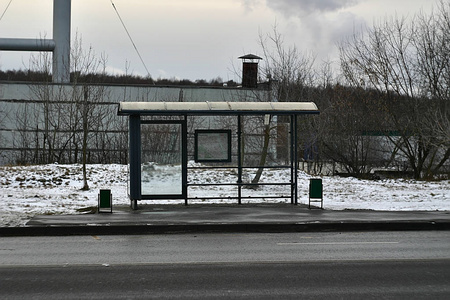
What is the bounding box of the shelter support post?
[289,115,295,204]
[182,116,188,205]
[237,115,242,205]
[293,115,298,204]
[129,115,141,209]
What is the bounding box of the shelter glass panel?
[141,123,183,195]
[195,130,232,163]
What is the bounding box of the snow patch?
[0,163,449,227]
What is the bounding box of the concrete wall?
[0,82,272,165]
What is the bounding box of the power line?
[110,0,152,78]
[0,0,13,22]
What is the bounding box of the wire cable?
[110,0,152,78]
[0,0,13,22]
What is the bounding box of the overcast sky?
[0,0,436,81]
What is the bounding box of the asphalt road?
[1,260,449,299]
[1,231,449,299]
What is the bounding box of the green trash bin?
[98,189,112,213]
[309,178,323,209]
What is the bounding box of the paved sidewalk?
[1,204,448,236]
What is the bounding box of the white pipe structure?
[0,38,56,51]
[0,0,71,83]
[52,0,71,83]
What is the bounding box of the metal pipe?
[53,0,71,83]
[0,38,55,51]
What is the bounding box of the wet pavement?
[1,203,448,236]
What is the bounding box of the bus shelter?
[117,101,319,209]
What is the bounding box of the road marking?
[277,242,399,245]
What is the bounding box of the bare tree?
[71,35,111,190]
[242,26,319,183]
[320,86,387,175]
[24,34,112,190]
[413,1,450,176]
[258,24,317,102]
[339,1,449,179]
[27,49,77,164]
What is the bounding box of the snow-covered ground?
[1,163,449,227]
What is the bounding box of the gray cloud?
[266,0,362,16]
[241,0,264,12]
[262,3,367,65]
[257,0,367,50]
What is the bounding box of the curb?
[1,221,450,237]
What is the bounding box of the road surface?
[1,231,449,299]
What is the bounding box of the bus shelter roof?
[117,101,319,116]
